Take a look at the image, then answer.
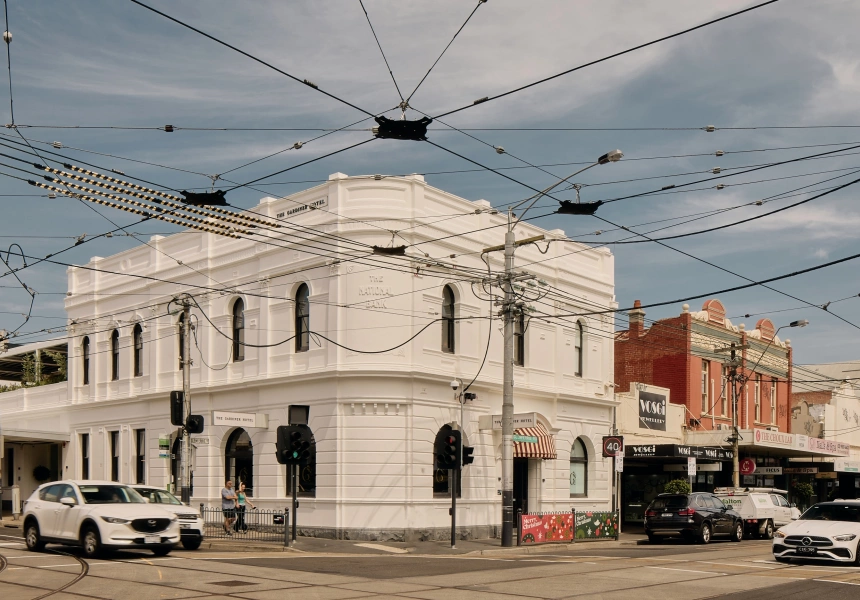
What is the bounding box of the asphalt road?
[2,533,860,599]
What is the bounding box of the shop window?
[80,433,90,479]
[433,425,461,497]
[771,379,777,424]
[225,428,253,495]
[110,330,119,381]
[177,314,185,371]
[5,447,13,486]
[574,321,584,377]
[135,429,146,484]
[441,285,455,354]
[721,367,728,416]
[570,438,588,497]
[701,360,710,414]
[133,324,143,377]
[82,336,90,385]
[514,312,525,367]
[110,430,120,481]
[754,375,761,422]
[232,299,245,362]
[295,284,310,353]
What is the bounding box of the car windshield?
[78,485,145,504]
[136,488,183,505]
[649,496,689,510]
[799,504,860,523]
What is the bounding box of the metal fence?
[200,505,288,543]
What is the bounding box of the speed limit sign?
[602,435,624,457]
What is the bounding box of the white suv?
[130,485,204,550]
[23,481,180,558]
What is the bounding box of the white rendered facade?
[2,173,617,539]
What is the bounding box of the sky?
[0,0,859,365]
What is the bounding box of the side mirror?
[60,497,77,507]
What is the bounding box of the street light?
[489,149,623,547]
[729,319,809,487]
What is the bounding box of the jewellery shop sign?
[626,444,733,461]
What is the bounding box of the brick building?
[615,299,793,434]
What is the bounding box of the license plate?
[662,513,673,518]
[180,524,191,529]
[144,535,160,544]
[796,546,817,555]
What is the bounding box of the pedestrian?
[234,483,256,533]
[221,480,237,535]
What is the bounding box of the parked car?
[713,487,800,539]
[23,481,180,558]
[130,485,204,550]
[644,492,744,544]
[773,500,860,564]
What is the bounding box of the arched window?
[514,312,525,366]
[433,425,462,497]
[133,324,143,377]
[110,330,120,381]
[574,321,584,377]
[570,438,588,498]
[441,285,455,353]
[295,284,309,353]
[232,298,245,362]
[225,429,253,495]
[287,432,317,498]
[82,336,90,385]
[177,314,185,371]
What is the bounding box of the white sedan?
[23,481,180,558]
[773,500,860,564]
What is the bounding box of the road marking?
[646,566,727,575]
[814,579,860,586]
[353,543,409,554]
[0,542,24,547]
[696,561,776,569]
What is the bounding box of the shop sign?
[754,429,793,447]
[835,459,860,473]
[213,411,268,428]
[675,445,734,461]
[740,458,756,475]
[784,467,818,474]
[664,463,722,472]
[815,472,838,479]
[758,467,783,475]
[625,444,733,460]
[638,390,667,431]
[806,437,850,456]
[627,444,660,457]
[158,435,170,458]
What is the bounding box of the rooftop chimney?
[629,299,645,337]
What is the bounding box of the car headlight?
[833,534,857,542]
[101,516,131,524]
[773,530,786,539]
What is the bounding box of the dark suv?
[645,492,744,544]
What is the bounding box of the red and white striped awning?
[514,424,557,460]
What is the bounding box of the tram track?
[0,548,89,600]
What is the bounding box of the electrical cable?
[433,0,780,119]
[359,0,404,103]
[128,0,376,117]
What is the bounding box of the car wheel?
[25,522,46,552]
[152,547,172,557]
[646,533,661,545]
[81,525,102,559]
[732,521,743,542]
[854,541,860,566]
[698,522,712,544]
[774,555,790,563]
[761,520,774,540]
[181,538,202,551]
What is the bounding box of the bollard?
[283,508,290,547]
[11,485,20,520]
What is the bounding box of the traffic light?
[170,391,184,426]
[276,425,313,465]
[185,415,204,434]
[462,446,475,466]
[434,429,461,470]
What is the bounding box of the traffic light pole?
[450,468,457,549]
[179,299,192,504]
[291,464,297,546]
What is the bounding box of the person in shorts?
[221,480,237,535]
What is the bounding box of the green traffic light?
[292,451,298,458]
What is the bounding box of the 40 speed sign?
[602,435,623,457]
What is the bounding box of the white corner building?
[1,173,617,540]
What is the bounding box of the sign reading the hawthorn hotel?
[638,390,667,431]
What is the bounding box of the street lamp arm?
[743,320,807,382]
[510,162,599,228]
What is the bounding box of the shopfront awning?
[514,424,556,459]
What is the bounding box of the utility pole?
[179,298,192,504]
[501,221,516,547]
[731,342,740,487]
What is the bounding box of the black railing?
[200,505,288,543]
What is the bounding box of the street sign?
[513,434,538,443]
[615,456,624,472]
[602,436,624,457]
[687,457,696,477]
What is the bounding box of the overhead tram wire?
[127,0,376,118]
[432,0,780,119]
[359,0,404,103]
[404,0,487,105]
